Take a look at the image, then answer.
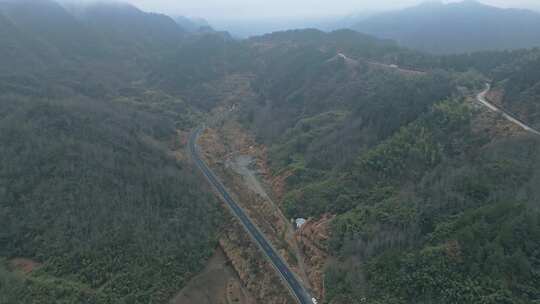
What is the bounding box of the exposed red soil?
[9,258,41,274]
[295,214,334,300]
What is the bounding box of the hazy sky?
[114,0,540,20]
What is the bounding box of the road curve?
[189,127,315,304]
[477,84,540,136]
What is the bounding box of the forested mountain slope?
[1,0,101,58]
[0,1,220,303]
[0,95,221,303]
[488,49,540,129]
[0,0,193,91]
[353,0,540,54]
[0,11,45,74]
[240,30,456,168]
[1,1,539,304]
[70,2,185,59]
[228,30,540,303]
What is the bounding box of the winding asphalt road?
[477,84,540,136]
[189,128,315,304]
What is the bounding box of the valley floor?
[171,248,255,304]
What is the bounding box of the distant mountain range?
[0,0,216,74]
[352,0,540,54]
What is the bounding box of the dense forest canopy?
[228,18,540,304]
[0,0,221,302]
[1,0,540,304]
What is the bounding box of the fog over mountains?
[2,0,540,304]
[209,0,540,53]
[57,0,540,19]
[8,0,540,50]
[353,0,540,53]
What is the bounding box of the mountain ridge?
[353,0,540,54]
